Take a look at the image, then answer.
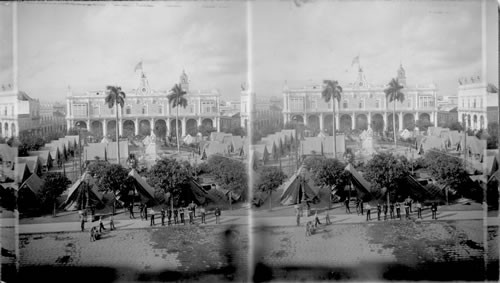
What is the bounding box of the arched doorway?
[291,115,304,124]
[123,120,135,138]
[139,120,151,136]
[10,123,16,137]
[307,115,320,132]
[323,114,333,134]
[3,123,7,137]
[202,118,214,128]
[186,119,198,136]
[170,119,181,137]
[91,121,103,137]
[154,119,167,139]
[387,113,400,131]
[355,114,368,131]
[467,114,471,129]
[403,113,415,130]
[107,120,117,140]
[473,115,477,130]
[371,114,384,133]
[339,114,352,132]
[480,116,485,129]
[419,113,430,123]
[75,121,87,130]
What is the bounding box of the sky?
[0,0,498,103]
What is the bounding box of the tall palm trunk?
[115,104,121,165]
[176,105,180,153]
[393,101,397,148]
[332,100,337,159]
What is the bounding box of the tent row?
[300,135,346,157]
[200,136,248,160]
[415,133,486,160]
[84,141,129,162]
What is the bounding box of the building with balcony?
[0,87,41,138]
[40,103,67,135]
[66,71,221,139]
[457,78,498,131]
[282,65,438,134]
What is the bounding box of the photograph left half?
[0,2,251,282]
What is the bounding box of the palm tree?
[167,84,188,153]
[321,80,343,159]
[105,86,126,165]
[384,78,404,148]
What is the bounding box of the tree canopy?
[146,157,191,201]
[310,158,349,190]
[256,167,287,194]
[38,172,71,212]
[96,164,133,197]
[364,152,410,198]
[207,155,248,199]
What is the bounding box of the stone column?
[367,112,372,129]
[166,118,171,137]
[399,112,403,131]
[86,120,91,131]
[150,118,155,135]
[198,117,202,128]
[103,119,107,137]
[181,117,187,136]
[67,120,71,132]
[303,114,308,126]
[216,117,220,132]
[433,112,438,127]
[319,113,324,132]
[383,112,387,131]
[134,118,139,136]
[351,113,355,130]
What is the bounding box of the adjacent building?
[282,65,439,134]
[457,78,498,130]
[66,71,222,139]
[0,88,41,138]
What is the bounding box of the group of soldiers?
[128,201,222,226]
[344,198,438,221]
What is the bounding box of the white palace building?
[66,71,221,139]
[282,65,439,134]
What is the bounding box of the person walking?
[325,212,332,225]
[150,211,155,226]
[396,202,401,219]
[344,198,351,214]
[408,197,413,213]
[360,200,364,215]
[296,208,301,226]
[167,208,172,225]
[188,207,194,224]
[314,211,321,228]
[355,199,361,215]
[377,203,382,221]
[431,202,438,220]
[129,203,135,219]
[161,208,165,226]
[80,214,85,232]
[404,201,410,219]
[215,207,221,224]
[99,216,106,233]
[173,208,179,224]
[416,201,422,219]
[200,206,206,224]
[144,203,148,221]
[389,202,395,219]
[109,215,116,230]
[366,203,372,221]
[139,203,145,220]
[179,207,185,225]
[383,203,388,220]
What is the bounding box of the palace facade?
[282,65,438,134]
[66,71,222,139]
[457,79,498,131]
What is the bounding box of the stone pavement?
[1,208,495,235]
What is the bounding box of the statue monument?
[360,127,376,155]
[144,132,158,163]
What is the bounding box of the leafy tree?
[207,155,248,199]
[197,124,217,137]
[364,152,410,203]
[255,167,286,210]
[416,119,433,132]
[445,121,463,131]
[67,127,80,135]
[384,78,404,147]
[167,84,188,153]
[38,172,71,214]
[146,157,191,205]
[311,158,349,206]
[229,126,246,137]
[105,85,126,165]
[96,164,133,211]
[303,156,326,172]
[321,80,343,158]
[86,161,111,180]
[17,135,45,157]
[424,150,474,201]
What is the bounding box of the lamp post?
[76,122,83,177]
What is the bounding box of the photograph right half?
[248,0,499,281]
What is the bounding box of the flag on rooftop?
[351,55,360,67]
[134,61,143,72]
